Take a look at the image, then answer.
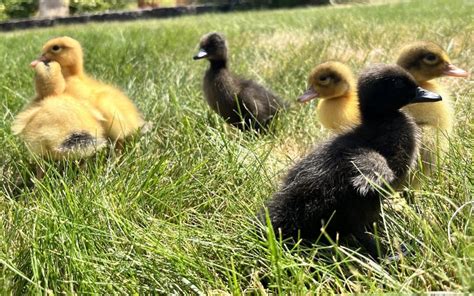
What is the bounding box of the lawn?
[0,0,472,293]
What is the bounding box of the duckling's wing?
[239,80,284,116]
[349,150,396,195]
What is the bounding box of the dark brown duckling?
[262,64,442,260]
[193,32,286,131]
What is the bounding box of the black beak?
[410,87,442,103]
[193,49,208,60]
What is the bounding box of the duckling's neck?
[35,78,65,100]
[62,60,84,78]
[403,80,452,131]
[361,110,400,123]
[359,111,418,177]
[209,59,228,71]
[418,80,439,92]
[318,91,360,131]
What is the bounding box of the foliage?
[0,0,134,20]
[0,0,38,19]
[69,0,132,14]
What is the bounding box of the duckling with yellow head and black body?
[261,64,442,260]
[193,32,286,132]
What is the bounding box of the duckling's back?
[62,74,144,142]
[203,68,285,130]
[266,132,382,240]
[92,84,145,141]
[238,79,285,123]
[13,96,106,160]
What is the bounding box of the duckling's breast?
[368,114,420,179]
[203,69,241,120]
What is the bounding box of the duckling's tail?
[55,132,106,158]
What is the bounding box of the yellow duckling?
[32,36,145,150]
[396,41,468,178]
[298,61,360,133]
[397,41,468,134]
[12,61,106,163]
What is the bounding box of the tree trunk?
[39,0,70,18]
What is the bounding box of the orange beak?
[443,64,469,78]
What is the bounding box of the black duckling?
[262,64,442,259]
[193,32,286,131]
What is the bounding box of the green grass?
[1,0,473,293]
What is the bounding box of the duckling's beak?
[411,87,442,103]
[30,55,48,68]
[297,87,319,103]
[193,49,208,60]
[443,64,469,78]
[30,60,39,68]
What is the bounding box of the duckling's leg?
[35,164,45,180]
[114,139,125,155]
[78,159,88,171]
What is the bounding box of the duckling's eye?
[423,53,438,65]
[319,76,330,85]
[51,45,62,53]
[393,79,405,89]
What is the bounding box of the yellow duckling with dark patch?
[396,41,468,177]
[12,61,106,163]
[32,36,145,151]
[298,61,360,133]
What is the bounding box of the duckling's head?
[358,64,442,119]
[298,61,355,103]
[32,36,84,77]
[193,32,228,61]
[33,61,66,98]
[396,41,468,82]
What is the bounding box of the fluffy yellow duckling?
[396,42,468,178]
[298,61,360,133]
[12,61,106,162]
[397,41,468,134]
[32,36,145,150]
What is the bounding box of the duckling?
[193,32,286,131]
[32,36,145,150]
[12,61,106,162]
[298,61,360,133]
[262,64,442,259]
[396,41,468,177]
[397,41,468,133]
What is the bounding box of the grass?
[0,0,473,293]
